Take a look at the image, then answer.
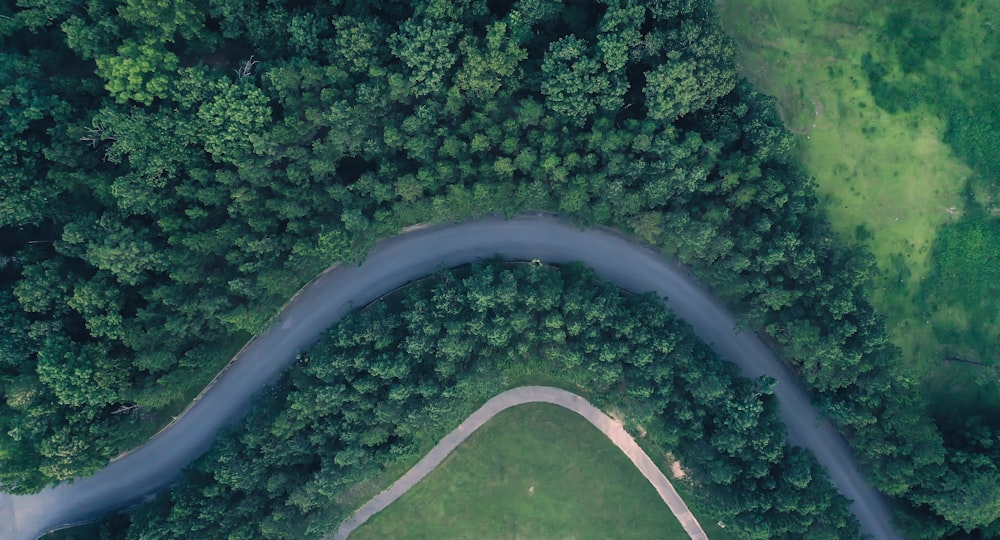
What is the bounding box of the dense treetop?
[1,0,998,535]
[106,262,860,539]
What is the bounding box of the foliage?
[95,40,179,105]
[922,217,1000,319]
[110,262,859,539]
[0,0,996,534]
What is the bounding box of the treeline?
[0,0,770,490]
[95,262,859,539]
[0,0,997,535]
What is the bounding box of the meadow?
[352,403,722,540]
[715,0,1000,416]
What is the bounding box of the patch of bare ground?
[664,453,689,480]
[335,478,381,509]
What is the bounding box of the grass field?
[715,0,999,413]
[351,403,726,540]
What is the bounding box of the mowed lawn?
[350,403,694,540]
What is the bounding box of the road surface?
[328,386,707,540]
[0,214,901,539]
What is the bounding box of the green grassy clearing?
[352,403,721,540]
[859,0,1000,397]
[715,0,999,407]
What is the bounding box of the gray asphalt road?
[329,386,708,540]
[0,214,901,540]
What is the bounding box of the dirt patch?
[664,453,689,480]
[335,478,382,508]
[608,408,647,438]
[606,408,625,429]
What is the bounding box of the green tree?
[540,35,622,126]
[117,0,207,44]
[96,40,179,105]
[455,20,527,101]
[197,80,272,163]
[644,60,705,121]
[387,1,465,99]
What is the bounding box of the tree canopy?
[108,262,859,539]
[1,0,997,535]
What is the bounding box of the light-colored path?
[328,386,707,540]
[0,214,901,540]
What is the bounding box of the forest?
[84,261,860,539]
[1,0,997,537]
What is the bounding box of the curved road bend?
[0,214,900,540]
[329,386,707,540]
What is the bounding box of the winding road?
[328,386,707,540]
[0,214,901,540]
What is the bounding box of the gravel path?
[328,386,707,540]
[0,214,901,540]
